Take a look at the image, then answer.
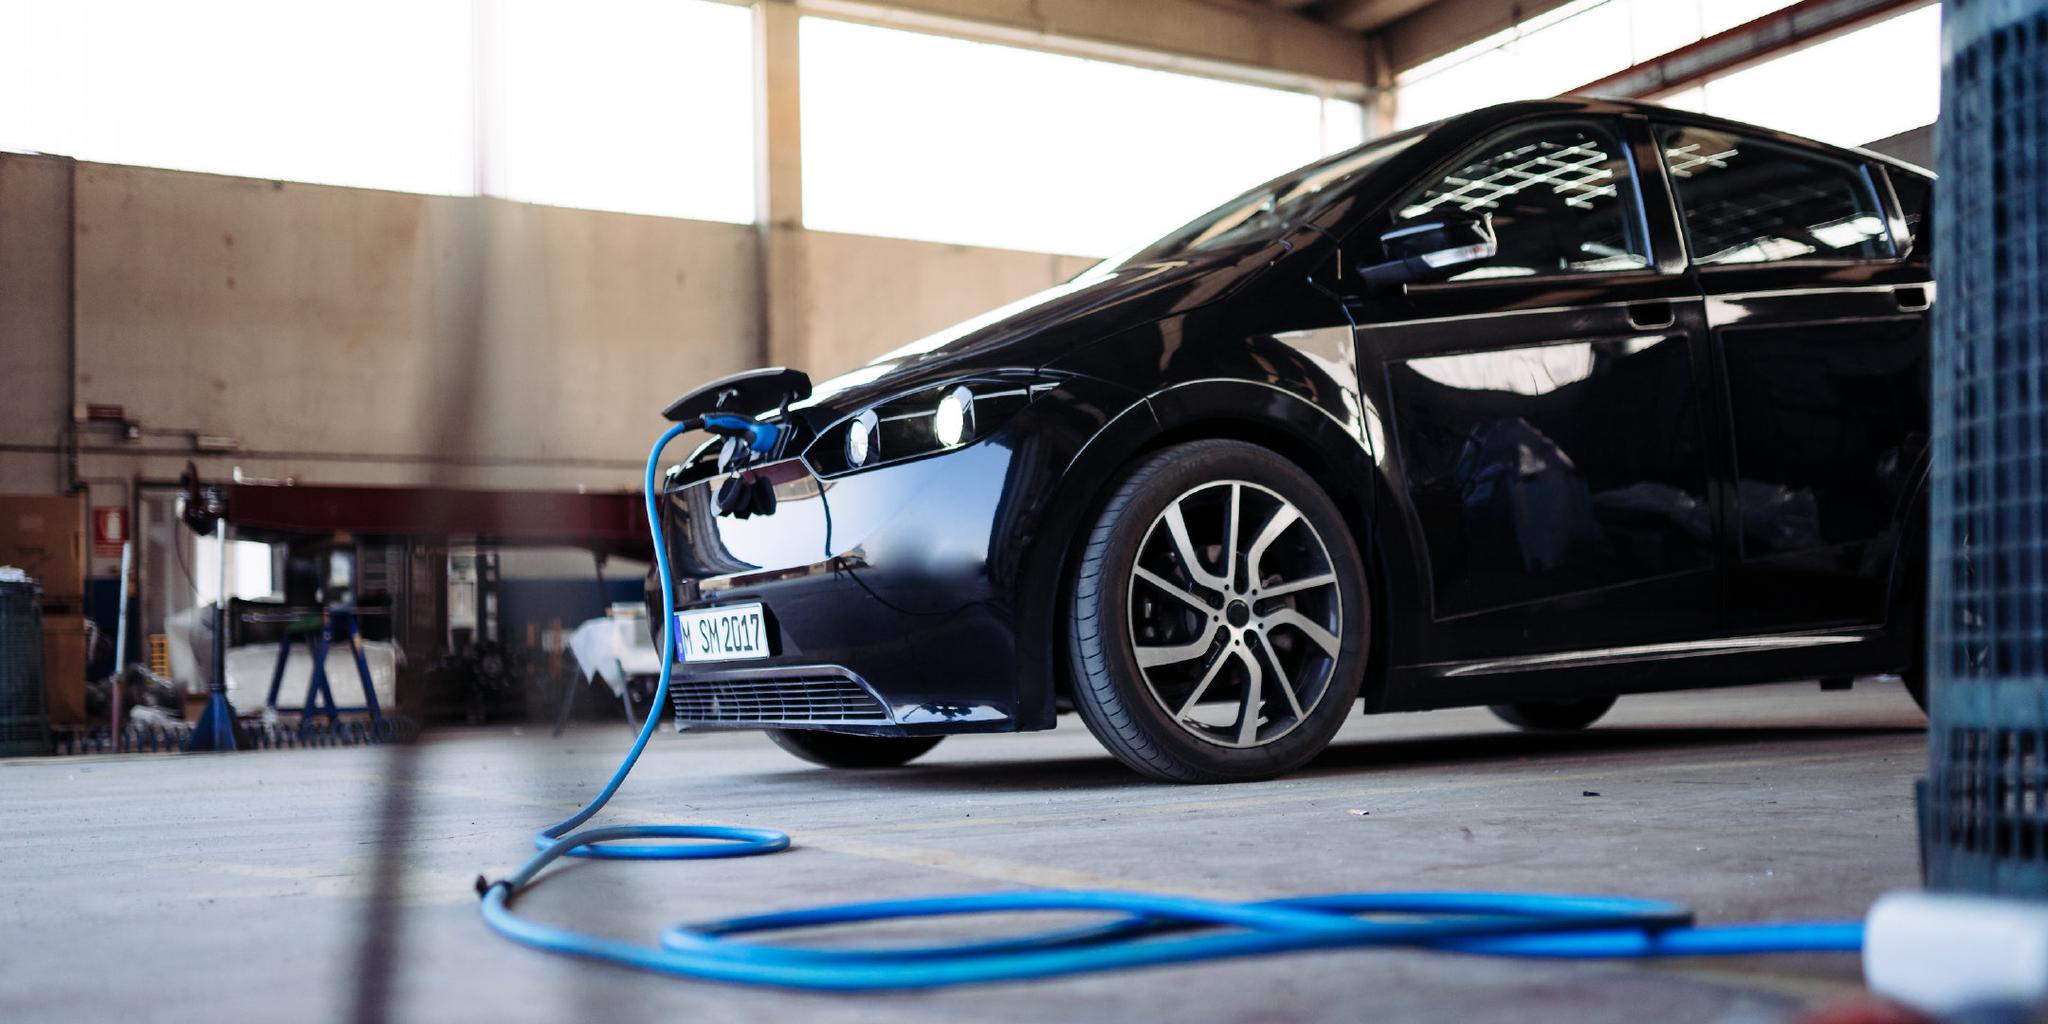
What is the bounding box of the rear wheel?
[765,730,943,768]
[1067,440,1369,783]
[1488,696,1616,731]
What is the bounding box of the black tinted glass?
[1122,127,1426,265]
[1396,121,1650,281]
[1889,169,1932,253]
[1660,126,1894,265]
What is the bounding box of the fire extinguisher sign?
[92,506,127,559]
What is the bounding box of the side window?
[1396,120,1651,281]
[1659,125,1895,265]
[1888,169,1933,255]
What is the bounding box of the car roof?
[1441,96,1933,180]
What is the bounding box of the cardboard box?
[41,612,88,726]
[0,493,86,601]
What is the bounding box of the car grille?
[671,670,891,725]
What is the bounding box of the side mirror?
[1355,212,1497,292]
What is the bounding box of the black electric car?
[651,98,1933,782]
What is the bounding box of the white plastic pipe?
[1865,890,2048,1013]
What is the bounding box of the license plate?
[675,603,770,663]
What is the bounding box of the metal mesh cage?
[1922,0,2048,893]
[0,579,50,757]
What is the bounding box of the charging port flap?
[663,367,813,423]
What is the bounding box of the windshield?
[1116,125,1429,266]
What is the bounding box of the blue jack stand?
[263,608,386,739]
[184,603,238,752]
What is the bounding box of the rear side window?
[1888,169,1933,254]
[1395,120,1651,281]
[1658,125,1894,266]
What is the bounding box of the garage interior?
[0,0,2030,1020]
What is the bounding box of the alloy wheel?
[1126,480,1344,748]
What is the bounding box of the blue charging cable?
[476,421,1865,991]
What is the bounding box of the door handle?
[1625,300,1675,330]
[1895,285,1931,312]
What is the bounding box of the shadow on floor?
[739,721,1927,795]
[1307,722,1925,774]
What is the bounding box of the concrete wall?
[68,162,761,490]
[0,154,1091,540]
[802,229,1096,379]
[0,155,74,495]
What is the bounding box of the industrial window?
[799,17,1366,257]
[1656,4,1940,151]
[1394,0,1806,130]
[0,0,757,221]
[1391,0,1936,150]
[193,537,278,606]
[0,0,476,195]
[477,0,755,223]
[1394,121,1650,281]
[1659,126,1893,266]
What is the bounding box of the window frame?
[1376,115,1668,292]
[1651,121,1904,271]
[1874,163,1932,261]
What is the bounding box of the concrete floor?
[2,680,1928,1023]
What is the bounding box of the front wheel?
[766,730,944,768]
[1067,440,1369,783]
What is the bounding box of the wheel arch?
[1015,379,1408,722]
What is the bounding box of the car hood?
[789,240,1282,428]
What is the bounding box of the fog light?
[846,409,878,467]
[934,386,974,448]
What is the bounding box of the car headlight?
[934,386,973,449]
[805,376,1057,477]
[845,409,878,468]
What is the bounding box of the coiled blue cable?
[477,421,1866,991]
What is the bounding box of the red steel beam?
[222,481,651,558]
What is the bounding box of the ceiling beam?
[1568,0,1934,99]
[1314,0,1437,33]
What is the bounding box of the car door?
[1354,115,1723,665]
[1653,122,1932,634]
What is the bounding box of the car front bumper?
[655,436,1036,737]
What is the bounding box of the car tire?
[765,730,944,768]
[1067,439,1369,783]
[1488,696,1616,731]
